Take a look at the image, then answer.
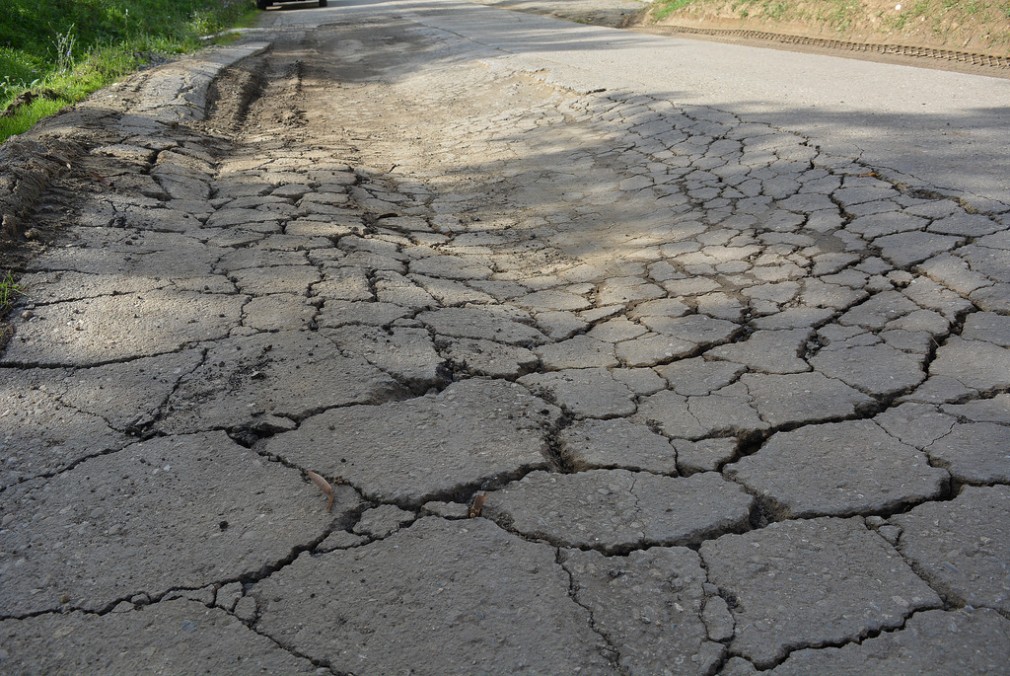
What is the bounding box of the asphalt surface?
[1,0,1009,673]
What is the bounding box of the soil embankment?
[476,0,1010,77]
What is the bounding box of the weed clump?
[0,270,22,311]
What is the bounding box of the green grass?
[0,0,258,142]
[0,271,23,311]
[653,0,701,21]
[889,0,929,30]
[881,0,1010,42]
[823,0,861,32]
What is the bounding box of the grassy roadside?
[647,0,1010,55]
[0,0,259,142]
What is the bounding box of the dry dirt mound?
[648,0,1010,54]
[644,0,1010,70]
[477,0,1010,76]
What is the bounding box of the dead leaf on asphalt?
[468,493,487,518]
[307,470,334,512]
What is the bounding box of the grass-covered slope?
[0,0,256,141]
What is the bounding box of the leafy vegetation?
[0,0,257,141]
[0,270,23,311]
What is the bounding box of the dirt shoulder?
[475,0,1010,78]
[647,0,1010,56]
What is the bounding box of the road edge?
[0,41,272,244]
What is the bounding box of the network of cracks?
[1,22,1009,675]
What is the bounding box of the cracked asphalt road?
[2,0,1010,673]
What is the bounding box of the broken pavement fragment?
[324,324,445,391]
[890,484,1010,614]
[942,392,1010,424]
[14,269,166,303]
[417,306,548,346]
[924,336,1010,395]
[352,504,416,537]
[0,431,333,617]
[261,379,559,506]
[535,335,619,369]
[156,330,401,434]
[519,367,640,418]
[705,328,811,374]
[808,343,926,397]
[1,290,243,366]
[438,337,539,378]
[923,421,1010,484]
[482,469,753,552]
[636,383,768,440]
[241,292,317,332]
[43,349,205,432]
[0,599,316,673]
[22,227,225,279]
[768,608,1010,675]
[560,417,678,474]
[740,371,873,427]
[0,377,132,488]
[700,516,943,669]
[251,517,614,674]
[561,547,725,674]
[229,264,320,296]
[725,419,948,518]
